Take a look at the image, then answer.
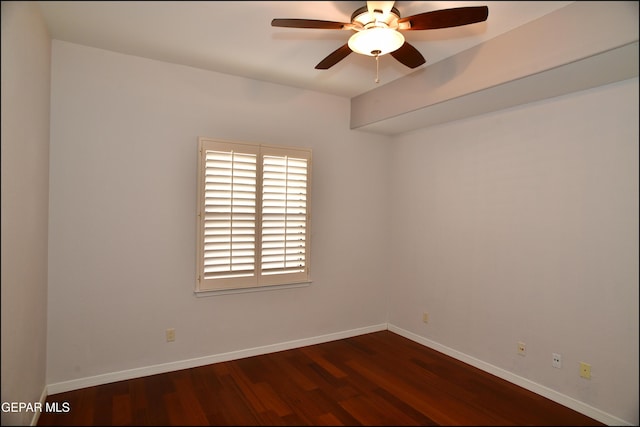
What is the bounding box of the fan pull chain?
[373,49,381,84]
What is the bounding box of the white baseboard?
[29,386,48,426]
[46,323,387,395]
[387,323,632,427]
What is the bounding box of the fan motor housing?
[351,6,401,29]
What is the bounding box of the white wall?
[1,2,51,426]
[389,78,639,425]
[47,40,391,386]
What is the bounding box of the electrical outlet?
[552,353,562,368]
[580,362,591,379]
[166,328,176,342]
[517,342,526,356]
[422,312,429,323]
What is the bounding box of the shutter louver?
[261,155,308,276]
[203,150,257,279]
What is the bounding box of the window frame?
[196,137,312,293]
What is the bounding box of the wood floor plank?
[111,393,132,426]
[252,382,293,418]
[37,331,605,426]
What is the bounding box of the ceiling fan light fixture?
[348,27,404,56]
[272,3,489,69]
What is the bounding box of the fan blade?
[398,6,489,30]
[315,44,353,70]
[271,19,351,30]
[390,42,426,69]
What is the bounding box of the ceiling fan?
[271,1,489,74]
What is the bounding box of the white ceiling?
[37,1,575,98]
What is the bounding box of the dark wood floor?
[37,330,604,426]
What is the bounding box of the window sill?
[194,281,312,297]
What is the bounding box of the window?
[196,137,312,292]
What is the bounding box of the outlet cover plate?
[552,353,562,368]
[517,342,526,356]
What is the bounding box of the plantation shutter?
[260,148,310,285]
[197,138,311,292]
[198,141,260,290]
